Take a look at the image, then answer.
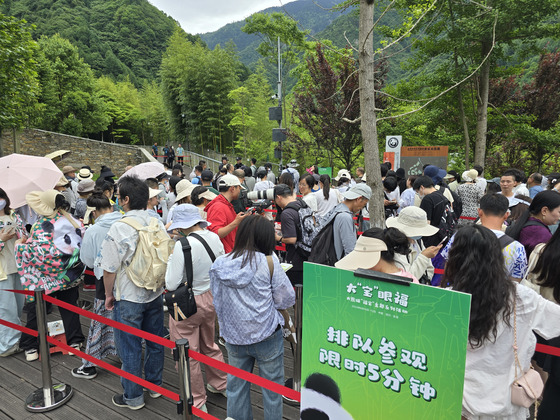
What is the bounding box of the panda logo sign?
[387,137,400,149]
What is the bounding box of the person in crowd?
[527,172,544,198]
[218,156,229,171]
[443,224,560,419]
[487,177,502,194]
[507,194,532,226]
[151,142,158,160]
[254,170,275,192]
[176,144,184,165]
[414,165,455,208]
[210,215,295,420]
[355,167,365,183]
[191,186,217,220]
[299,175,318,212]
[234,156,244,170]
[75,178,95,220]
[442,193,528,283]
[277,172,295,194]
[62,166,78,211]
[72,193,121,379]
[231,169,250,214]
[205,174,247,253]
[0,189,27,357]
[383,176,399,219]
[334,169,352,193]
[98,176,166,410]
[386,207,439,282]
[507,190,560,257]
[264,162,276,185]
[201,170,219,195]
[412,176,451,247]
[250,158,257,177]
[77,167,94,182]
[274,184,307,286]
[54,176,75,214]
[146,187,162,220]
[395,167,407,193]
[190,166,203,185]
[243,166,255,192]
[165,176,182,212]
[457,169,483,226]
[329,183,371,262]
[165,204,227,413]
[16,190,85,362]
[500,169,523,207]
[336,227,419,282]
[314,174,341,218]
[511,169,530,197]
[98,166,116,185]
[282,159,300,193]
[546,172,560,191]
[444,170,459,193]
[398,175,418,213]
[524,223,560,418]
[473,164,487,194]
[167,145,175,168]
[166,179,194,224]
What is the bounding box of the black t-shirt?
[280,204,304,271]
[420,190,448,247]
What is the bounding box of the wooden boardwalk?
[0,290,300,420]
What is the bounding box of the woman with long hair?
[506,190,560,257]
[444,224,560,419]
[313,174,341,217]
[210,215,295,420]
[0,188,28,356]
[72,192,121,378]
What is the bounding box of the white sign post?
[386,135,402,168]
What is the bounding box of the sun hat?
[288,159,299,168]
[462,169,479,182]
[334,169,351,181]
[26,190,62,218]
[77,168,93,181]
[99,166,115,179]
[77,179,95,194]
[56,176,70,188]
[342,183,372,201]
[424,165,447,184]
[149,188,161,199]
[62,165,76,175]
[175,183,197,203]
[385,207,440,238]
[168,204,210,232]
[218,173,246,190]
[199,190,217,201]
[335,236,387,271]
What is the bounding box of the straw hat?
[462,169,479,183]
[61,165,76,175]
[334,236,387,271]
[77,168,93,181]
[55,176,70,188]
[26,190,62,218]
[385,206,439,238]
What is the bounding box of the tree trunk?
[359,0,385,228]
[474,41,491,166]
[457,85,470,168]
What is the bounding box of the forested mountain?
[0,0,196,84]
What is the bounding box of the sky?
[148,0,298,35]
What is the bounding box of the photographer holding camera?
[273,184,306,286]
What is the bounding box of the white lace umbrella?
[119,161,166,181]
[0,153,63,208]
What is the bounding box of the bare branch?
[344,31,358,52]
[377,13,498,121]
[343,116,361,123]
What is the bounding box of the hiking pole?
[25,289,73,412]
[176,339,193,420]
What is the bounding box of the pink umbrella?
[0,153,63,208]
[119,161,166,181]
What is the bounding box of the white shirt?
[165,230,224,295]
[475,177,487,194]
[314,188,341,217]
[254,180,275,192]
[302,193,318,212]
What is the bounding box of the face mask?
[0,199,6,211]
[409,235,422,241]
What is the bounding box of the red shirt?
[205,194,237,253]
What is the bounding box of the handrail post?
[176,339,193,420]
[25,289,73,412]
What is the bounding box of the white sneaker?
[0,343,22,357]
[25,349,39,361]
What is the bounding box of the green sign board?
[318,166,332,177]
[301,263,471,420]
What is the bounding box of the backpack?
[119,217,174,291]
[505,220,543,240]
[435,191,457,241]
[498,234,515,249]
[308,212,342,266]
[284,198,318,256]
[444,185,462,220]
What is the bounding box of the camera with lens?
[246,188,275,201]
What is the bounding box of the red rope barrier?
[536,343,560,357]
[189,349,301,402]
[459,216,477,221]
[0,317,38,337]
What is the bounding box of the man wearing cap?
[219,156,228,171]
[97,176,166,410]
[282,159,300,193]
[329,183,372,262]
[414,165,454,207]
[234,157,244,170]
[440,193,528,282]
[205,173,247,253]
[274,184,306,286]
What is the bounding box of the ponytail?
[320,174,331,200]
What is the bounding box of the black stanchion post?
[283,284,303,404]
[176,339,193,420]
[25,289,73,412]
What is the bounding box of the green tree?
[0,7,38,143]
[34,34,108,136]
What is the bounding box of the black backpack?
[434,191,457,241]
[284,198,318,257]
[441,184,462,220]
[504,220,543,240]
[308,212,342,266]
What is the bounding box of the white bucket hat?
[335,236,387,271]
[167,204,210,232]
[385,206,439,237]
